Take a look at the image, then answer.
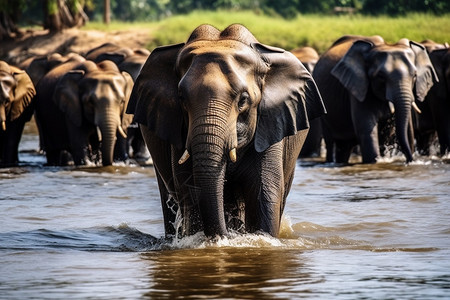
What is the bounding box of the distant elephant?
[291,46,319,74]
[414,40,450,155]
[313,35,437,163]
[291,46,322,158]
[85,43,151,161]
[0,61,36,167]
[127,24,326,238]
[85,42,150,80]
[35,58,134,166]
[24,52,84,86]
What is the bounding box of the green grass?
[83,10,450,54]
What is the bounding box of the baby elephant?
[127,24,326,238]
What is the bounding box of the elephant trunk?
[393,93,414,163]
[189,113,229,237]
[96,110,120,166]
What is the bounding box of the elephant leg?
[2,120,25,165]
[321,120,335,162]
[171,147,203,236]
[66,121,90,165]
[240,142,285,236]
[114,135,129,162]
[351,99,380,163]
[140,125,180,237]
[155,171,177,237]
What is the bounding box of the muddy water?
[1,124,449,299]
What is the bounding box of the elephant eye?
[238,92,250,111]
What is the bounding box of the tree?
[0,0,25,40]
[43,0,88,32]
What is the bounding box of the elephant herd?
[293,36,449,164]
[0,24,448,239]
[0,43,151,167]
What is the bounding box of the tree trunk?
[104,0,110,25]
[43,0,88,33]
[0,11,18,40]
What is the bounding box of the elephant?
[35,58,134,166]
[0,61,36,167]
[85,43,151,161]
[291,47,323,158]
[24,52,84,86]
[414,40,450,156]
[291,46,319,74]
[85,43,150,80]
[313,35,437,164]
[127,24,326,238]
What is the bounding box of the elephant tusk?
[1,121,5,131]
[388,102,395,114]
[178,149,190,164]
[118,125,128,139]
[96,126,102,142]
[412,101,422,114]
[229,148,237,163]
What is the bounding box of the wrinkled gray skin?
[292,47,323,158]
[0,61,35,167]
[313,35,437,164]
[414,40,450,155]
[127,24,326,238]
[35,58,134,166]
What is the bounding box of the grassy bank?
[84,10,450,53]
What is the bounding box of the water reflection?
[142,247,313,299]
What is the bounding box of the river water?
[1,123,449,299]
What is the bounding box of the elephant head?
[291,46,319,74]
[54,60,134,166]
[25,52,84,86]
[330,39,438,162]
[0,61,36,131]
[127,24,324,237]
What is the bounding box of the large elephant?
[313,35,437,163]
[0,61,36,167]
[127,24,326,238]
[414,40,450,156]
[35,58,134,166]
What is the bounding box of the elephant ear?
[410,41,439,102]
[127,43,185,149]
[10,69,36,121]
[331,40,373,102]
[120,71,134,132]
[53,70,84,127]
[251,43,326,152]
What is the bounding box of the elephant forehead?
[180,40,256,63]
[177,41,259,78]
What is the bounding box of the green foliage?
[46,0,59,15]
[83,10,449,53]
[83,0,450,22]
